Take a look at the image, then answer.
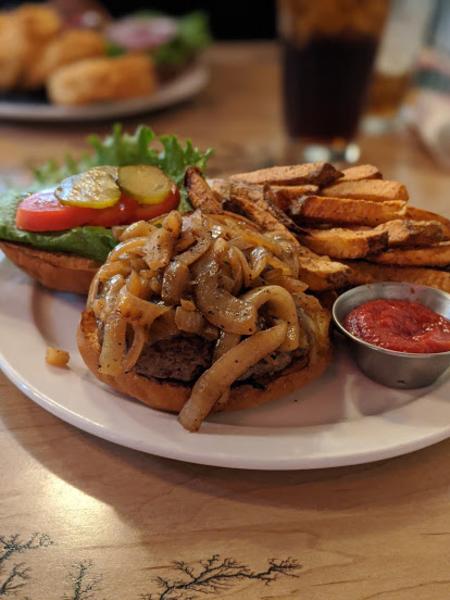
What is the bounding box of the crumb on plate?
[46,346,70,367]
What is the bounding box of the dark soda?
[281,35,379,141]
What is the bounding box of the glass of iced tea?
[278,0,389,163]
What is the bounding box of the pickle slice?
[56,166,120,209]
[118,165,173,205]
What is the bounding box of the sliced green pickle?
[118,165,173,205]
[56,166,120,209]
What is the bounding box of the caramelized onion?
[144,227,175,272]
[175,306,205,334]
[178,322,288,431]
[214,331,241,360]
[99,310,127,376]
[117,220,155,241]
[117,287,169,327]
[109,237,147,261]
[242,285,300,351]
[149,309,178,343]
[177,236,211,266]
[194,254,257,335]
[161,260,190,305]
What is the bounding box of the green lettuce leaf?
[34,123,212,186]
[0,190,116,262]
[1,124,212,262]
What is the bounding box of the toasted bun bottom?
[77,310,332,414]
[0,241,99,294]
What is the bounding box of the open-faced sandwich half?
[77,197,331,432]
[0,125,211,293]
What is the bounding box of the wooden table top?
[1,43,450,600]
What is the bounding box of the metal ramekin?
[332,282,450,389]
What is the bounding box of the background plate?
[0,252,449,470]
[0,65,208,122]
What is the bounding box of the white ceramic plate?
[0,65,208,122]
[1,253,449,470]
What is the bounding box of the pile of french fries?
[186,162,450,296]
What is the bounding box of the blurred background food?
[0,1,210,106]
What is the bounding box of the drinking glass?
[278,0,389,163]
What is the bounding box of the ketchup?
[344,299,450,353]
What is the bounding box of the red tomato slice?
[16,190,94,232]
[16,185,180,232]
[86,194,137,227]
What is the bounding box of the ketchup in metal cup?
[344,299,450,354]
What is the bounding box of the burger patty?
[134,334,306,384]
[135,336,214,383]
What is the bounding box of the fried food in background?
[0,4,62,90]
[48,54,156,106]
[0,3,158,105]
[0,14,26,89]
[13,4,62,89]
[26,28,106,89]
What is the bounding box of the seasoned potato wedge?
[376,219,448,247]
[290,195,407,226]
[339,164,382,182]
[321,180,409,202]
[345,261,450,293]
[406,206,450,239]
[368,242,450,267]
[230,162,342,187]
[186,167,223,213]
[300,226,389,259]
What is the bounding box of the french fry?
[321,180,409,202]
[294,254,349,291]
[376,219,447,247]
[295,246,351,291]
[339,164,382,182]
[269,184,319,211]
[406,206,450,238]
[229,181,299,240]
[185,167,222,213]
[290,195,407,226]
[368,242,450,267]
[230,162,342,187]
[300,226,389,259]
[345,261,450,293]
[208,179,320,212]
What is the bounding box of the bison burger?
[77,208,331,431]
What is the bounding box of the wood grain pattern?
[1,43,450,599]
